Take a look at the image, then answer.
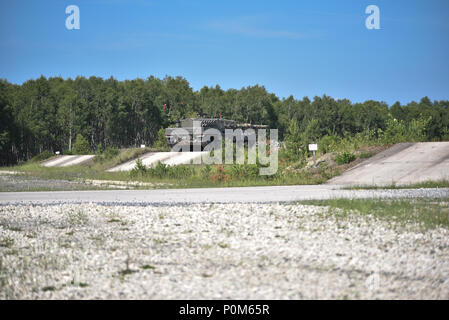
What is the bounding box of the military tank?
[165,118,268,150]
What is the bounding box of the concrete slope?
[42,155,95,167]
[327,142,449,186]
[107,152,208,172]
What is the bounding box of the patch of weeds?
[66,231,74,236]
[39,219,50,225]
[8,226,22,232]
[220,227,232,237]
[118,255,138,279]
[60,243,71,249]
[67,209,88,225]
[335,151,356,165]
[141,264,155,270]
[218,242,229,249]
[4,249,19,256]
[153,238,167,244]
[299,198,449,230]
[68,279,89,288]
[0,237,14,248]
[345,180,449,190]
[201,273,213,278]
[0,258,6,292]
[88,236,104,244]
[106,211,124,224]
[42,286,56,292]
[118,269,137,277]
[359,151,373,159]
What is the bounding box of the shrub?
[210,165,230,182]
[319,134,340,154]
[335,151,356,165]
[103,146,119,159]
[359,151,373,159]
[228,164,259,179]
[152,128,170,150]
[379,115,430,144]
[149,161,169,178]
[72,134,90,155]
[96,143,103,155]
[284,119,303,160]
[94,146,120,163]
[130,158,147,178]
[30,150,53,162]
[166,165,195,179]
[130,160,198,180]
[442,127,449,141]
[200,165,212,179]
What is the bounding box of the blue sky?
[1,0,448,104]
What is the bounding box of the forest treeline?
[0,75,448,165]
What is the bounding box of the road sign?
[308,144,318,151]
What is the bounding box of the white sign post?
[308,144,318,168]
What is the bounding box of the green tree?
[0,74,448,165]
[72,133,90,154]
[284,119,303,160]
[0,80,17,165]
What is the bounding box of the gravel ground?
[0,172,171,192]
[1,203,448,299]
[0,174,99,192]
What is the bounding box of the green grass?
[359,151,373,159]
[1,141,385,190]
[299,198,449,230]
[6,148,148,182]
[1,147,342,190]
[0,180,112,192]
[8,143,444,191]
[343,180,449,190]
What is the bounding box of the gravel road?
[1,202,448,299]
[1,185,449,205]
